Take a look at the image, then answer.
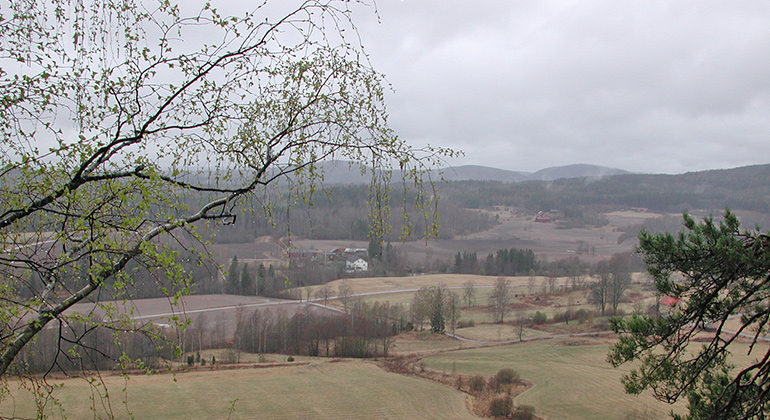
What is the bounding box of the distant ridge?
[313,160,631,184]
[436,165,530,182]
[529,164,631,181]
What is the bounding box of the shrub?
[624,408,659,420]
[532,311,547,324]
[552,311,566,323]
[186,355,194,366]
[495,368,520,384]
[574,308,591,324]
[489,395,513,417]
[469,375,486,394]
[457,319,475,328]
[287,355,295,362]
[487,376,500,393]
[511,404,536,420]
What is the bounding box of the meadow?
[423,336,770,420]
[2,359,479,420]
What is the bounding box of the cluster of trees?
[457,368,534,419]
[409,286,462,334]
[210,184,498,244]
[224,256,287,297]
[489,277,513,324]
[588,254,633,316]
[15,318,174,375]
[367,240,409,276]
[452,248,539,276]
[233,303,406,358]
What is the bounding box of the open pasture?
[424,336,770,420]
[453,323,550,342]
[301,274,540,300]
[2,359,480,420]
[292,209,664,266]
[424,336,683,420]
[389,331,479,355]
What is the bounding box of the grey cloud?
[351,0,770,173]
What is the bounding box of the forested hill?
[313,160,626,184]
[440,164,770,214]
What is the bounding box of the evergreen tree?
[257,263,267,296]
[240,263,254,295]
[226,256,240,295]
[609,210,770,419]
[429,287,445,334]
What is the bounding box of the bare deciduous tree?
[489,277,512,324]
[462,279,476,308]
[316,284,333,306]
[0,0,455,405]
[338,280,354,312]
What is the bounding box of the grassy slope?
[424,337,770,420]
[424,337,683,420]
[3,360,480,420]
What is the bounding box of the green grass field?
[424,336,685,420]
[453,323,550,342]
[423,337,770,420]
[2,360,481,420]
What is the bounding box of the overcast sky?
[346,0,770,174]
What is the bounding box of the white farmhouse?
[345,256,368,272]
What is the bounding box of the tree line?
[206,184,498,244]
[452,248,538,276]
[437,164,770,215]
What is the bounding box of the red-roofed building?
[659,295,685,315]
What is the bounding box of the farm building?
[346,256,369,272]
[534,211,552,223]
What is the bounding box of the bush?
[511,404,536,420]
[186,355,194,366]
[574,308,591,324]
[469,375,486,394]
[225,349,238,364]
[489,395,513,417]
[624,408,660,420]
[495,368,520,384]
[552,311,566,323]
[487,376,500,393]
[532,311,547,324]
[287,355,295,362]
[457,319,475,328]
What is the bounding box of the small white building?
[346,256,368,272]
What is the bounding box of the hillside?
[311,160,627,184]
[529,163,631,181]
[441,163,770,215]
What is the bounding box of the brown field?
[292,209,668,266]
[65,294,339,339]
[23,209,764,419]
[301,273,553,298]
[3,359,480,420]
